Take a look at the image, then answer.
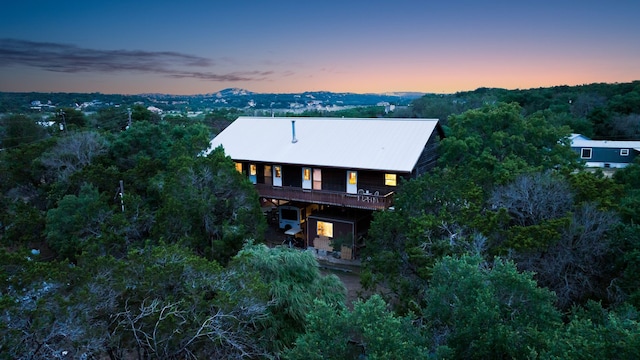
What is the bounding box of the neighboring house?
[206,116,443,257]
[570,134,640,169]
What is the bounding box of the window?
[348,171,357,185]
[385,173,397,186]
[249,164,257,176]
[235,162,243,173]
[274,165,282,178]
[303,168,311,181]
[264,165,272,185]
[317,221,334,238]
[621,149,630,156]
[313,169,322,190]
[581,148,592,159]
[281,209,298,221]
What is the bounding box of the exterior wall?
[282,165,303,187]
[307,216,354,247]
[307,211,371,259]
[358,170,394,194]
[412,130,441,177]
[321,168,346,192]
[572,147,638,168]
[238,161,402,210]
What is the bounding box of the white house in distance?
[206,116,444,259]
[570,134,640,169]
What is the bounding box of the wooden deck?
[255,184,393,210]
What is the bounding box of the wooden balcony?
[255,184,394,210]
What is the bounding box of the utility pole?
[59,110,67,133]
[118,180,125,212]
[127,108,132,129]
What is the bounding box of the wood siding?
[412,130,441,177]
[236,161,417,210]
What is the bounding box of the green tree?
[0,114,48,149]
[362,168,488,312]
[109,121,210,172]
[488,171,574,253]
[57,107,87,130]
[613,161,640,224]
[130,104,161,124]
[569,170,625,210]
[45,183,114,260]
[544,302,640,359]
[423,255,561,359]
[0,199,45,246]
[92,106,130,132]
[439,102,577,188]
[607,224,640,308]
[230,243,346,353]
[0,247,113,359]
[0,244,275,359]
[203,108,242,134]
[154,148,266,263]
[607,90,640,115]
[286,295,430,360]
[513,204,618,309]
[489,172,620,308]
[109,121,173,170]
[589,107,613,138]
[105,244,271,359]
[0,136,55,197]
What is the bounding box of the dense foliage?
[2,82,640,359]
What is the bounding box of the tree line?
[1,82,640,358]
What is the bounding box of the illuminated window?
[581,148,592,159]
[303,168,311,181]
[250,164,257,176]
[235,162,243,173]
[274,165,282,178]
[385,173,397,186]
[348,171,357,185]
[317,221,334,238]
[621,149,630,156]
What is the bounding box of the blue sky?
[1,0,639,94]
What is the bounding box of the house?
[570,134,640,169]
[206,116,443,257]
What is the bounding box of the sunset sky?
[1,0,639,95]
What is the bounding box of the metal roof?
[570,134,640,151]
[206,116,441,173]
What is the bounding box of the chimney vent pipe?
[291,120,298,143]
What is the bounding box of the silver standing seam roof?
[570,134,640,151]
[207,116,441,173]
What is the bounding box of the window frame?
[580,148,592,159]
[348,171,357,185]
[317,221,334,238]
[385,173,397,186]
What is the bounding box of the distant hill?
[0,89,424,113]
[146,88,424,110]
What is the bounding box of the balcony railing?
[255,184,394,210]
